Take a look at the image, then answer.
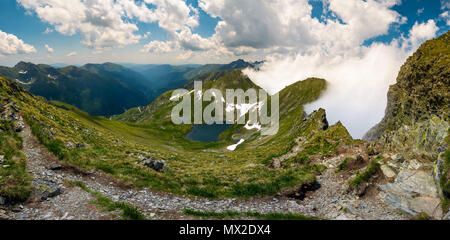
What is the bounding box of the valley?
[0,31,449,220]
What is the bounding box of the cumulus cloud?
[18,0,206,53]
[244,20,439,139]
[199,0,403,55]
[140,0,215,54]
[45,44,54,53]
[18,0,144,50]
[67,51,77,57]
[141,0,406,58]
[43,27,53,34]
[142,40,175,54]
[407,20,439,48]
[0,30,36,55]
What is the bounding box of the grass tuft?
[349,160,380,188]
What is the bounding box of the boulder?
[75,143,86,149]
[380,165,397,178]
[142,158,166,172]
[444,211,450,220]
[14,121,25,132]
[392,154,405,163]
[0,210,9,220]
[379,170,443,219]
[33,179,64,201]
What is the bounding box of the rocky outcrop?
[379,170,443,219]
[363,31,450,219]
[379,117,449,159]
[364,31,449,142]
[142,158,166,172]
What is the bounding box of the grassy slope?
[1,70,351,199]
[0,81,32,202]
[0,62,150,116]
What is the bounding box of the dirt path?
[6,121,408,220]
[7,120,115,220]
[272,137,304,168]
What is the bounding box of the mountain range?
[0,31,448,220]
[0,59,261,116]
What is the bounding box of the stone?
[142,158,166,172]
[33,179,64,201]
[336,214,355,220]
[14,122,25,132]
[380,165,396,178]
[0,155,4,164]
[392,154,405,163]
[65,142,75,148]
[75,143,86,149]
[444,211,450,220]
[0,196,5,205]
[0,211,10,220]
[408,159,422,170]
[379,170,443,219]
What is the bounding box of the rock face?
[379,170,443,219]
[364,31,449,142]
[379,117,449,159]
[364,31,450,218]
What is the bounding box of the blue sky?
[0,0,448,67]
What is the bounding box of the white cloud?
[417,7,424,15]
[18,0,144,50]
[67,51,77,57]
[0,30,36,55]
[441,11,450,26]
[198,0,403,55]
[145,0,199,31]
[43,27,53,34]
[140,0,210,54]
[19,0,204,53]
[176,50,193,60]
[45,44,54,53]
[142,40,175,54]
[141,0,405,57]
[406,20,439,49]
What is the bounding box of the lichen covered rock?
[364,31,449,142]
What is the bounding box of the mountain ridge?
[0,62,151,116]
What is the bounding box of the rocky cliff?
[364,31,449,145]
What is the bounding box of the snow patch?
[244,121,262,131]
[227,139,245,151]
